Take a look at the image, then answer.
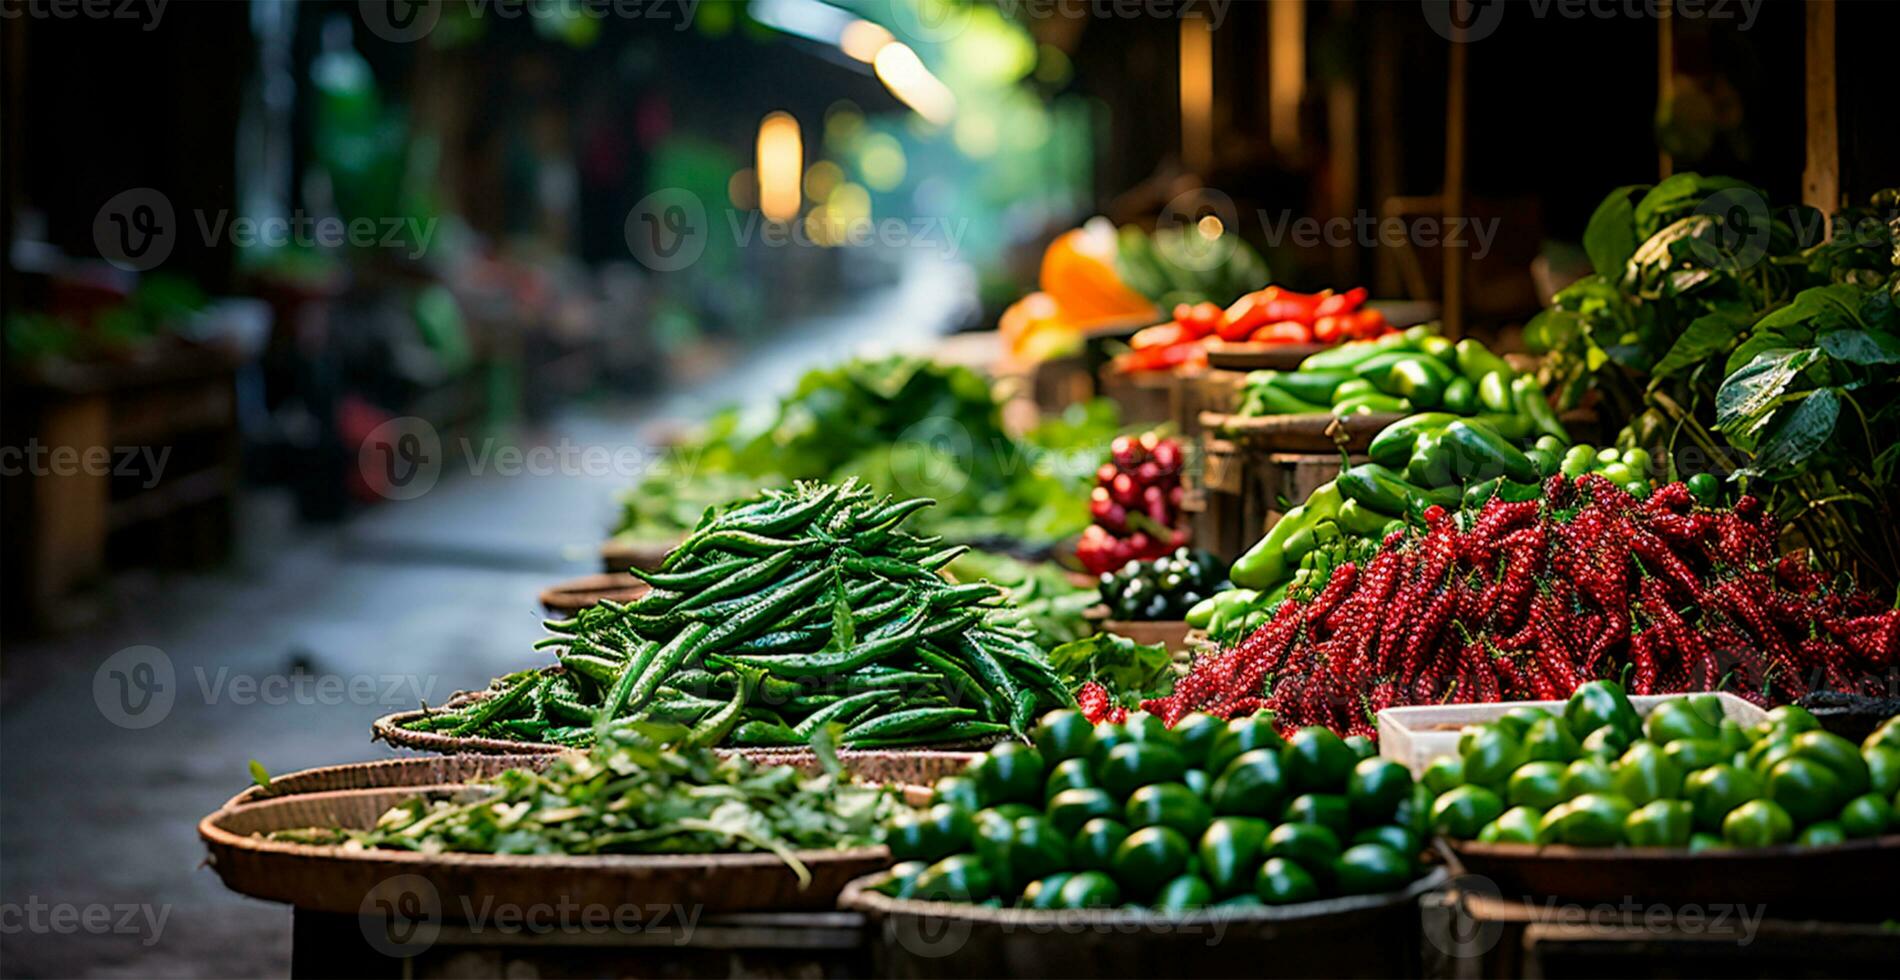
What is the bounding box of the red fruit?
[1101,503,1128,534]
[1138,432,1160,454]
[1169,527,1191,548]
[1126,531,1151,554]
[1096,463,1119,486]
[1111,473,1140,506]
[1136,461,1163,485]
[1168,484,1185,507]
[1111,435,1144,469]
[1151,440,1183,474]
[1089,497,1114,521]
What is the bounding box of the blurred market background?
[2,0,1897,975]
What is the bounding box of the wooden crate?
[1191,435,1355,566]
[1421,886,1900,980]
[291,908,872,979]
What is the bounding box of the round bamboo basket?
[538,572,650,616]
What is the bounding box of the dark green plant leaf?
[1047,633,1174,707]
[1583,185,1644,278]
[1817,328,1900,365]
[1715,348,1816,435]
[1754,283,1866,333]
[1651,309,1753,379]
[249,760,272,789]
[1744,389,1841,476]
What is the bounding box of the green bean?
[674,550,797,613]
[729,720,802,747]
[628,554,753,592]
[792,689,898,737]
[912,644,999,718]
[724,617,922,678]
[842,706,979,741]
[845,721,1011,749]
[955,636,1031,735]
[451,673,541,736]
[687,669,763,746]
[598,636,668,721]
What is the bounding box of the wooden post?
[1327,0,1360,285]
[1802,1,1839,211]
[1442,22,1468,338]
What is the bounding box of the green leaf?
[1047,633,1175,707]
[249,760,272,789]
[1754,283,1866,333]
[1583,184,1645,278]
[1715,349,1816,436]
[1523,307,1581,354]
[1817,328,1900,365]
[1650,309,1753,379]
[1744,389,1841,476]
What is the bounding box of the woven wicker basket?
[201,755,916,917]
[839,867,1447,978]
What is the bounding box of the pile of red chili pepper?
[1125,475,1899,737]
[1116,286,1394,374]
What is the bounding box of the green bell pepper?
[1229,483,1341,589]
[1791,730,1872,798]
[1367,412,1458,469]
[1510,375,1568,442]
[1454,339,1515,385]
[1539,792,1634,846]
[1443,419,1539,483]
[1431,785,1505,839]
[1564,680,1641,742]
[1765,757,1844,825]
[1478,805,1544,844]
[1721,799,1793,847]
[1624,799,1695,847]
[1839,793,1892,838]
[1338,463,1432,517]
[1612,741,1684,806]
[1265,369,1354,405]
[1644,699,1718,746]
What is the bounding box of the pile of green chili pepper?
[1235,327,1553,425]
[272,723,900,881]
[402,481,1073,749]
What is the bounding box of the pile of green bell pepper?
[1417,682,1900,850]
[1235,327,1555,427]
[875,708,1431,911]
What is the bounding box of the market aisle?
[0,257,972,978]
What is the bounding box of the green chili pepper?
[1367,412,1457,469]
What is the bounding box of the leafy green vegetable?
[269,723,901,879]
[944,550,1097,649]
[612,357,1120,548]
[1047,633,1175,709]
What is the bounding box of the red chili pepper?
[1313,286,1367,318]
[1250,320,1314,344]
[1130,321,1186,350]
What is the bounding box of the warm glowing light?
[1197,215,1224,239]
[1179,17,1213,173]
[804,160,844,201]
[839,19,892,62]
[728,168,757,209]
[859,133,907,191]
[756,111,803,222]
[873,43,956,125]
